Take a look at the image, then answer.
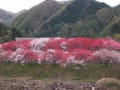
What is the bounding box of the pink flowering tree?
[87,49,120,65]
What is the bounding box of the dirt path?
[0,77,119,90]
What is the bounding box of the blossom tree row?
[0,38,120,66]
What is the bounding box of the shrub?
[96,78,120,87]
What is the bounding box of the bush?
[96,78,120,87]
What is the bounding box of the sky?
[0,0,120,13]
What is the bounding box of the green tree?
[11,27,21,40]
[113,33,120,42]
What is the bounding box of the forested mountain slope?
[12,0,120,39]
[0,9,16,25]
[12,0,65,36]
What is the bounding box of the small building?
[15,37,37,41]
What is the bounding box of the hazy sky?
[0,0,120,13]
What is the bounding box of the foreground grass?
[0,62,119,83]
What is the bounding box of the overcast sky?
[0,0,120,13]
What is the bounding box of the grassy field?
[0,62,119,83]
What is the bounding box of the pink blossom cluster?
[0,38,120,65]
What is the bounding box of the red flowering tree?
[22,50,39,63]
[44,38,67,50]
[16,40,31,49]
[2,41,17,51]
[71,49,93,60]
[67,38,95,51]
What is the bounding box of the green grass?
[0,62,119,83]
